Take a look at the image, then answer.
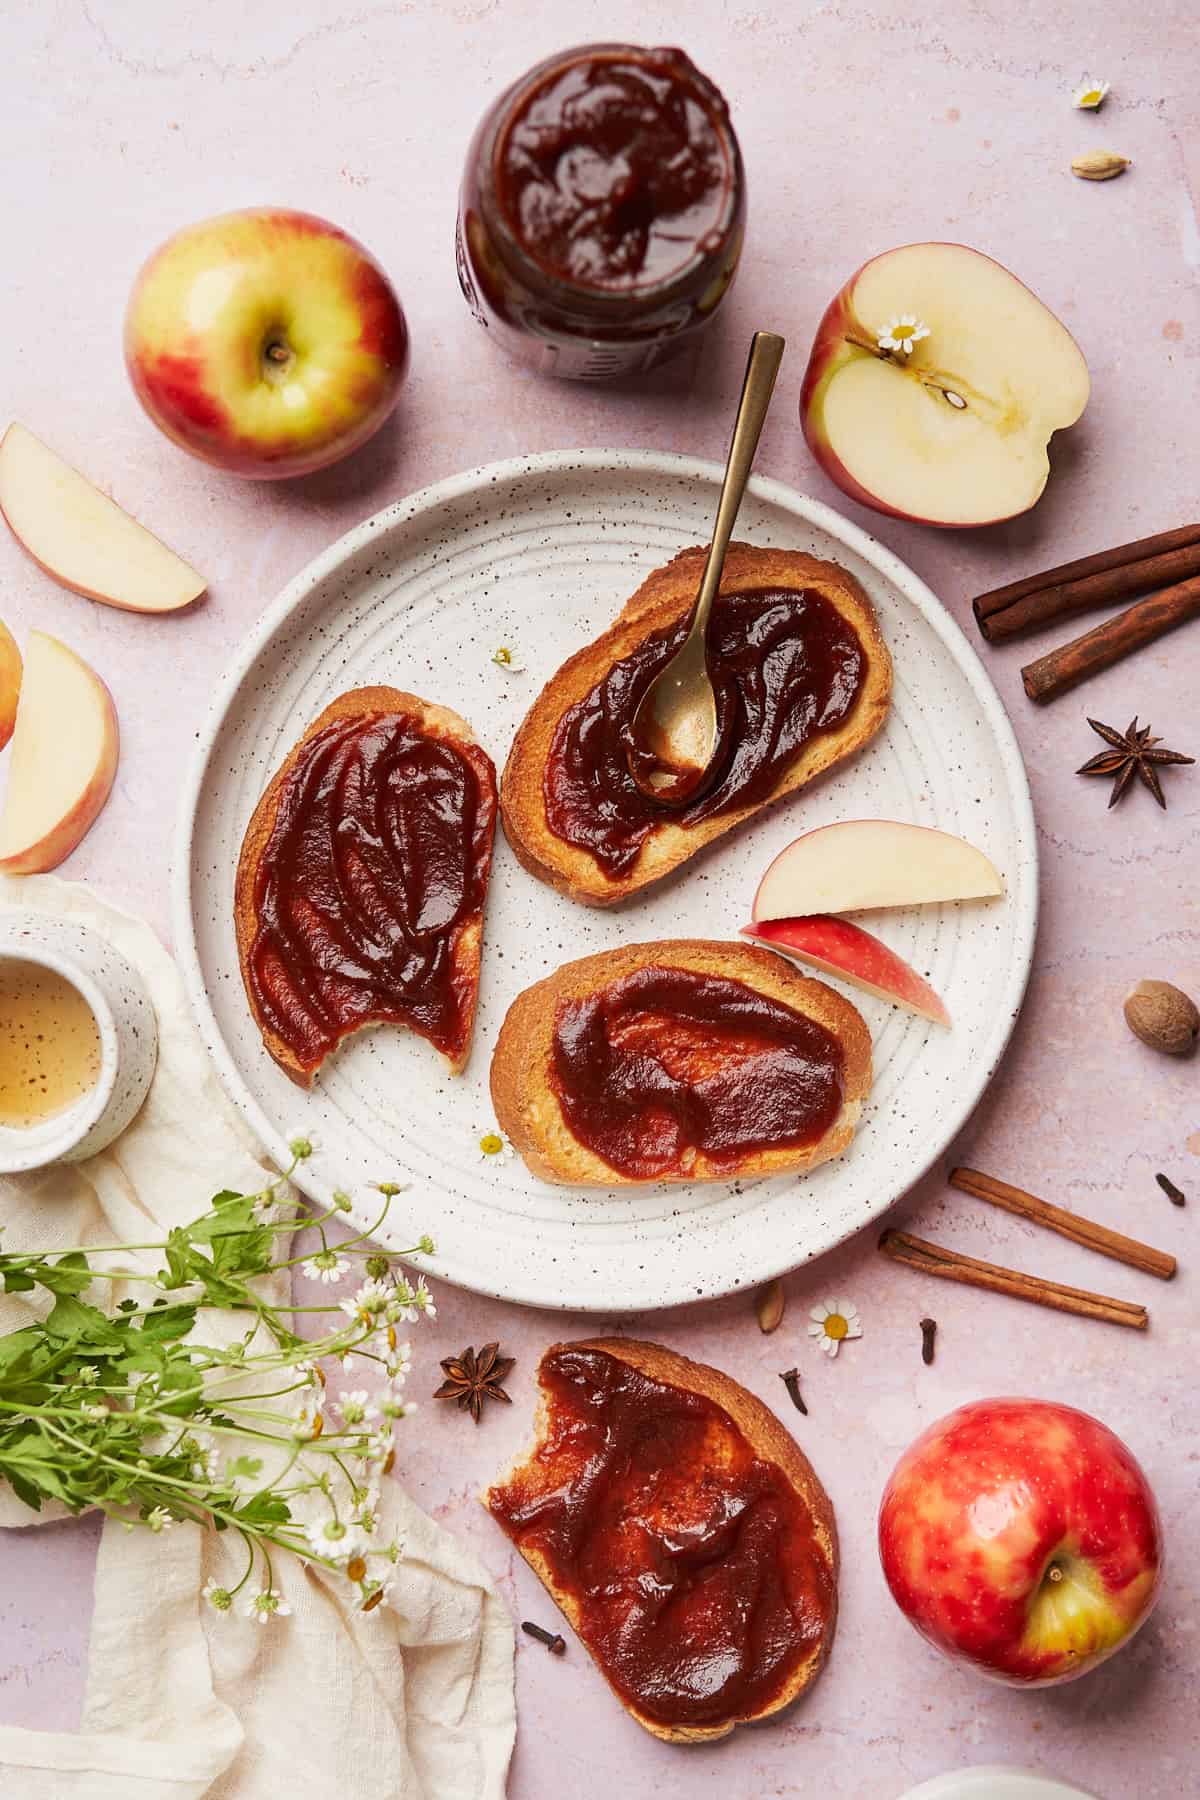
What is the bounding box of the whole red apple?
[878,1398,1162,1686]
[125,208,409,479]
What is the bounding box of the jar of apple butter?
[457,43,746,378]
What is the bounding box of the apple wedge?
[753,821,1003,922]
[0,618,20,752]
[0,424,206,613]
[800,243,1089,527]
[744,916,950,1026]
[0,630,119,874]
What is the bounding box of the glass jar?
[456,43,746,379]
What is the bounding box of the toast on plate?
[485,1336,839,1742]
[489,937,871,1185]
[235,686,496,1086]
[500,541,891,906]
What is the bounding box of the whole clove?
[920,1317,938,1365]
[522,1620,566,1655]
[1155,1172,1187,1207]
[778,1367,808,1414]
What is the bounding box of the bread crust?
[500,542,892,906]
[489,937,871,1185]
[484,1335,839,1743]
[235,686,497,1085]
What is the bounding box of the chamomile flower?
[1072,76,1110,110]
[412,1276,437,1320]
[244,1589,292,1625]
[295,1359,325,1389]
[477,1127,515,1165]
[807,1296,863,1359]
[337,1388,380,1427]
[386,1344,413,1384]
[306,1515,367,1563]
[338,1280,391,1330]
[292,1398,325,1440]
[201,1579,234,1614]
[287,1127,320,1161]
[877,314,930,356]
[389,1279,419,1325]
[491,645,525,672]
[301,1248,350,1286]
[359,1575,395,1615]
[382,1395,418,1420]
[75,1365,100,1387]
[145,1506,174,1534]
[364,1425,394,1466]
[371,1177,410,1198]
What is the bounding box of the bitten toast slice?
[485,1337,839,1743]
[235,686,497,1086]
[501,541,892,906]
[490,937,871,1185]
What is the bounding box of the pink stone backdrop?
[1,3,1197,1795]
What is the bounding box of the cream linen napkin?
[0,876,515,1799]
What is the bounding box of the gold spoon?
[625,330,786,807]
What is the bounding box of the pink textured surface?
[1,3,1197,1795]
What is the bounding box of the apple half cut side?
[743,916,950,1026]
[0,629,119,874]
[800,242,1090,527]
[0,618,20,752]
[753,820,1003,922]
[0,424,206,614]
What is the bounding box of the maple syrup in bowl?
[0,915,158,1173]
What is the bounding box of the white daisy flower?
[294,1359,325,1389]
[146,1506,174,1533]
[305,1515,367,1563]
[337,1388,381,1427]
[292,1398,325,1440]
[75,1365,100,1387]
[244,1589,292,1625]
[491,645,525,673]
[287,1126,320,1161]
[338,1280,392,1329]
[301,1248,350,1286]
[1072,77,1110,109]
[807,1296,863,1359]
[365,1426,394,1466]
[359,1575,395,1615]
[877,314,930,356]
[386,1344,413,1384]
[388,1280,419,1326]
[201,1578,234,1614]
[477,1128,515,1164]
[412,1276,436,1320]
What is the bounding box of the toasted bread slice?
[235,686,497,1086]
[485,1337,839,1743]
[501,542,891,906]
[490,937,871,1185]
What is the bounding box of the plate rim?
[171,446,1038,1311]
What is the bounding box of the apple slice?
[0,619,20,752]
[0,424,206,613]
[744,916,950,1026]
[0,630,119,874]
[753,821,1003,922]
[800,243,1089,527]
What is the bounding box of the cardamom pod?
[1071,150,1130,181]
[755,1277,786,1333]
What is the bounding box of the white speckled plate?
[173,450,1036,1313]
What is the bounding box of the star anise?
[433,1342,515,1424]
[1076,716,1194,809]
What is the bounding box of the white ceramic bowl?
[897,1771,1098,1800]
[0,911,158,1173]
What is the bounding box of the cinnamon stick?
[1021,574,1200,703]
[978,522,1200,640]
[950,1167,1176,1281]
[878,1229,1148,1330]
[976,539,1200,642]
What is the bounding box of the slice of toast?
[235,686,497,1086]
[484,1337,839,1743]
[500,541,891,906]
[489,937,871,1185]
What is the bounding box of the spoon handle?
[688,330,786,645]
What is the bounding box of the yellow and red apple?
[744,915,950,1025]
[0,630,119,874]
[0,424,205,613]
[800,243,1089,527]
[0,619,20,752]
[125,208,409,479]
[879,1398,1163,1685]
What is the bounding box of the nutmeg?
[1123,980,1200,1056]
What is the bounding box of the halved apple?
[0,630,119,873]
[744,916,950,1026]
[800,243,1090,527]
[0,424,206,613]
[753,821,1003,922]
[0,619,20,752]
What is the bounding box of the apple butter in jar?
[457,43,746,378]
